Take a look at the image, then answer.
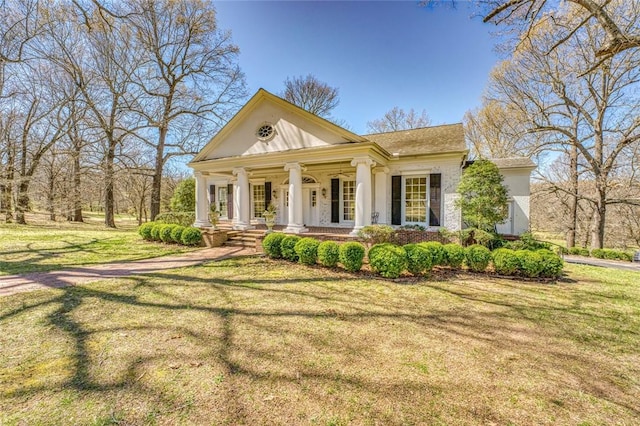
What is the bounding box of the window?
[218,187,228,218]
[404,177,427,223]
[429,174,441,226]
[256,123,275,141]
[253,184,265,218]
[343,180,355,221]
[311,190,317,207]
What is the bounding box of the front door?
[302,187,319,226]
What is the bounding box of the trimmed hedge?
[568,247,590,257]
[403,243,433,276]
[443,243,466,268]
[294,237,321,265]
[537,249,564,278]
[492,248,520,275]
[159,224,175,243]
[515,250,544,278]
[170,225,186,244]
[180,227,202,246]
[418,241,446,266]
[317,241,340,268]
[591,248,632,262]
[339,242,365,272]
[465,244,492,272]
[368,243,408,278]
[281,235,301,261]
[263,233,287,259]
[138,222,155,240]
[150,224,163,241]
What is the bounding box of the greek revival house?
[189,89,534,236]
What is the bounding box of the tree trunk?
[149,126,167,221]
[72,149,83,222]
[591,188,607,249]
[104,142,116,228]
[48,168,56,221]
[15,180,30,225]
[566,146,579,248]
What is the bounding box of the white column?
[284,162,308,233]
[373,167,389,225]
[194,172,212,228]
[232,167,253,230]
[350,157,376,236]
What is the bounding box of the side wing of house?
[494,158,536,235]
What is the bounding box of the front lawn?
[0,216,194,275]
[1,257,638,425]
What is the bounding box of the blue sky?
[215,1,502,134]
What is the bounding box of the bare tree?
[366,107,431,133]
[128,0,246,221]
[281,74,339,118]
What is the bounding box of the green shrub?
[568,247,590,257]
[339,242,365,272]
[159,224,176,243]
[357,225,395,246]
[155,211,195,227]
[262,233,287,259]
[504,232,551,251]
[418,241,446,266]
[515,250,544,278]
[601,249,632,261]
[180,227,202,246]
[443,243,466,268]
[591,248,606,259]
[294,237,321,265]
[403,243,433,276]
[465,244,491,272]
[170,225,186,244]
[150,224,164,241]
[368,243,407,278]
[492,248,520,275]
[281,235,301,261]
[537,249,564,278]
[138,222,155,240]
[317,241,340,268]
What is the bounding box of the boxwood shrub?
[418,241,446,266]
[590,248,606,259]
[138,222,155,240]
[180,227,202,246]
[170,225,186,244]
[339,241,365,272]
[317,241,340,268]
[294,237,321,265]
[443,243,466,268]
[536,249,564,278]
[465,244,492,272]
[515,250,544,278]
[150,224,164,241]
[159,224,175,243]
[403,243,432,276]
[368,243,408,278]
[281,235,301,261]
[262,233,286,259]
[492,248,520,275]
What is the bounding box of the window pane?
[253,184,265,218]
[218,187,227,217]
[404,177,426,223]
[343,181,355,221]
[429,174,441,226]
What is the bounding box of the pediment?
[194,89,365,162]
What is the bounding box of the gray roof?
[491,157,537,169]
[364,123,466,156]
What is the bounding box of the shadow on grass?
[1,256,639,423]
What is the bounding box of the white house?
[188,89,534,236]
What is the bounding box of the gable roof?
[489,157,536,169]
[192,88,367,162]
[363,123,466,156]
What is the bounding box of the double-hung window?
[342,180,355,221]
[252,184,265,218]
[401,174,441,227]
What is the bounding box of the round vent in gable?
[256,123,276,141]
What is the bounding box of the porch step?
[223,228,266,251]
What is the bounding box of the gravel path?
[0,246,255,297]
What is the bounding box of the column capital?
[232,167,248,177]
[373,166,390,174]
[351,157,376,168]
[284,162,306,172]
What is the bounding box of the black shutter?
[391,175,402,225]
[429,173,441,226]
[227,183,234,219]
[265,182,272,208]
[331,178,339,223]
[209,185,216,205]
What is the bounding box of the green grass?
[1,258,638,425]
[0,214,194,275]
